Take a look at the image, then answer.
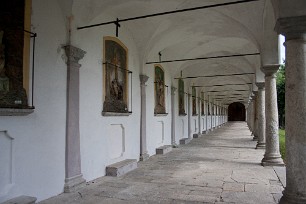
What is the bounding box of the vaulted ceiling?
[66,0,279,105]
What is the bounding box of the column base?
[256,143,266,149]
[202,130,208,134]
[261,154,284,166]
[139,153,150,161]
[280,190,306,204]
[64,174,86,193]
[172,143,179,148]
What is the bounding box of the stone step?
[1,196,37,204]
[106,159,137,177]
[156,145,172,155]
[193,133,199,138]
[179,138,191,145]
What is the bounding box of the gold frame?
[103,36,129,108]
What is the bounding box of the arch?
[228,102,246,121]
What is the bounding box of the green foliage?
[279,129,286,161]
[277,64,285,128]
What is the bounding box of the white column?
[255,82,266,149]
[139,75,150,161]
[261,65,284,166]
[277,16,306,204]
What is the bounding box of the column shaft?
[63,45,86,193]
[277,16,306,204]
[198,97,201,135]
[139,75,149,161]
[261,65,284,166]
[256,82,266,149]
[188,94,192,139]
[171,87,177,146]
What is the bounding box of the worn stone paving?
[40,122,285,204]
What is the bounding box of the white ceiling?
[71,0,278,105]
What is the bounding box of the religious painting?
[0,0,31,108]
[201,92,205,115]
[103,37,128,113]
[192,86,197,115]
[178,78,186,115]
[154,65,166,114]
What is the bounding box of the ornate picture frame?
[102,36,129,114]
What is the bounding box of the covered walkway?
[40,122,285,204]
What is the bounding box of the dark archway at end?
[228,102,246,121]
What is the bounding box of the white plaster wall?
[145,64,172,156]
[0,0,67,202]
[175,85,188,143]
[192,116,198,135]
[73,12,141,181]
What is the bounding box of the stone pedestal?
[261,65,284,166]
[276,15,306,204]
[255,82,266,149]
[63,45,86,192]
[139,75,150,161]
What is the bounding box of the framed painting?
[178,78,186,115]
[192,86,197,115]
[154,65,166,114]
[0,0,31,108]
[103,36,129,113]
[201,92,205,115]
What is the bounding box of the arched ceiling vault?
[71,0,276,105]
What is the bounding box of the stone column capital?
[139,74,149,85]
[275,15,306,40]
[255,82,265,90]
[261,64,280,77]
[171,86,177,95]
[63,45,86,65]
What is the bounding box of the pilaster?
[171,87,178,147]
[187,93,192,139]
[139,74,150,161]
[63,45,86,192]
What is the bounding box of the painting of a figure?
[154,65,166,114]
[103,37,128,113]
[0,0,29,108]
[201,93,204,115]
[178,79,186,115]
[192,87,197,115]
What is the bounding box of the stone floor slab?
[39,122,284,204]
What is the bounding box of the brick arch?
[228,102,245,121]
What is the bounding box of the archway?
[228,102,246,121]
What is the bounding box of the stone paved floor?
[40,122,285,204]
